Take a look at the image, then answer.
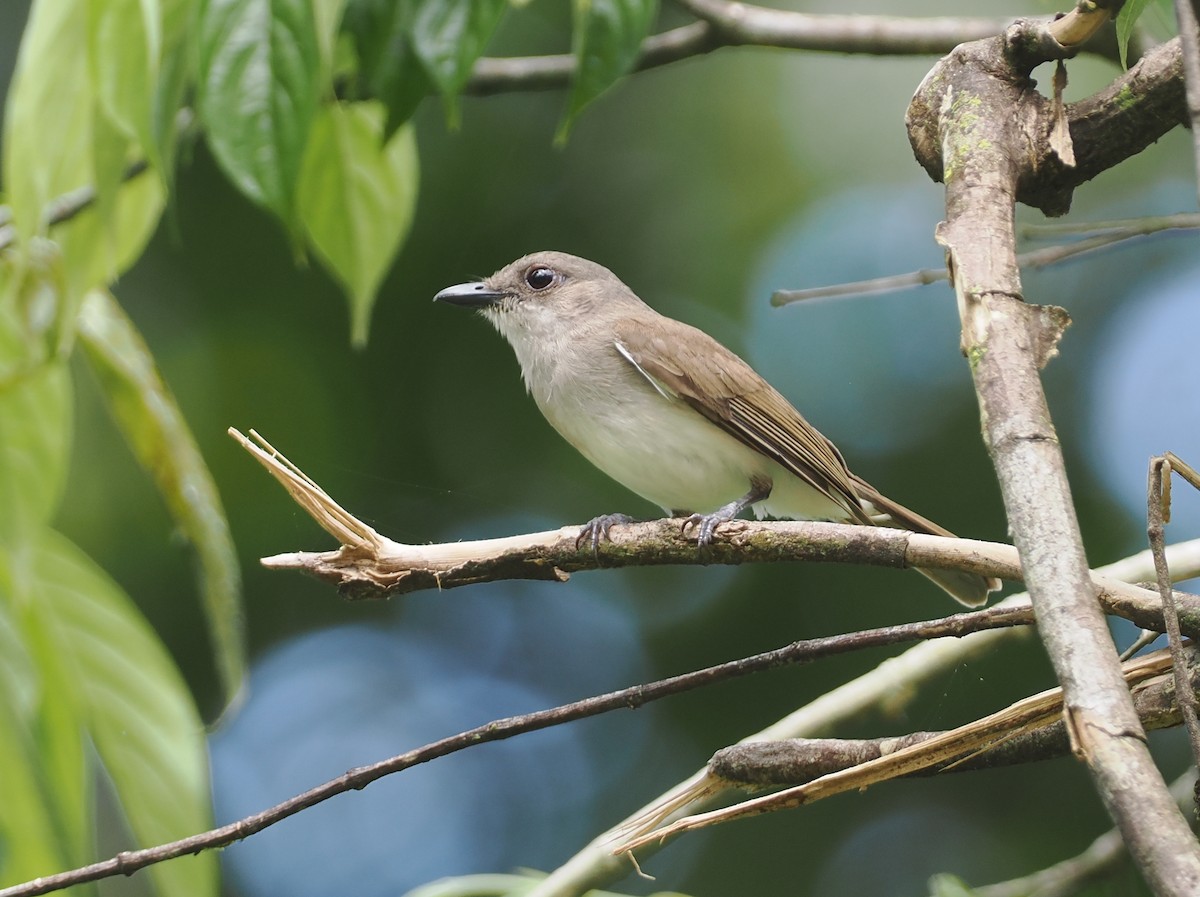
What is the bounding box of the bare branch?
[712,645,1200,788]
[1046,0,1120,46]
[466,9,1017,96]
[0,604,1034,897]
[1150,454,1200,772]
[673,0,1017,55]
[531,541,1200,897]
[229,429,1200,641]
[909,34,1185,216]
[619,648,1185,852]
[1053,37,1187,211]
[771,212,1200,306]
[908,16,1200,893]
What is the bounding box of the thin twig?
[0,160,150,253]
[0,100,193,249]
[1150,454,1200,774]
[771,214,1200,306]
[1168,451,1200,492]
[1019,211,1200,238]
[0,606,1034,897]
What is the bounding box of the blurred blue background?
[3,1,1199,895]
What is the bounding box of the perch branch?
[229,429,1200,642]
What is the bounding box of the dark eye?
[525,266,556,290]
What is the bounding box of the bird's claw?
[576,513,635,554]
[682,510,732,547]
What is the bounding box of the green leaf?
[410,0,507,123]
[89,0,162,153]
[0,362,72,544]
[312,0,350,81]
[342,0,506,132]
[1115,0,1153,67]
[3,0,165,307]
[77,290,245,701]
[0,673,86,887]
[297,101,419,345]
[55,164,166,307]
[152,0,201,183]
[32,529,217,897]
[163,0,201,65]
[197,0,322,229]
[928,874,979,897]
[0,557,90,887]
[2,0,96,247]
[0,240,68,374]
[85,101,139,287]
[342,0,433,135]
[558,0,657,142]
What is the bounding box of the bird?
[434,250,999,606]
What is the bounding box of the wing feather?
[614,317,870,523]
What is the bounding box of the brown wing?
[851,474,954,536]
[614,315,871,524]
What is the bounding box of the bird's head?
[434,251,642,346]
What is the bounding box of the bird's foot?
[576,513,636,554]
[682,480,771,547]
[681,502,743,548]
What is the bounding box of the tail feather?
[851,475,1001,607]
[915,566,996,609]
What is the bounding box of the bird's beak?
[433,282,510,308]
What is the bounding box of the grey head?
[433,251,647,343]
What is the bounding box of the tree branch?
[619,647,1187,851]
[466,9,1017,96]
[770,212,1200,306]
[907,15,1200,894]
[909,34,1186,216]
[0,603,1036,897]
[711,644,1200,787]
[228,429,1200,640]
[1150,454,1200,773]
[529,541,1200,897]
